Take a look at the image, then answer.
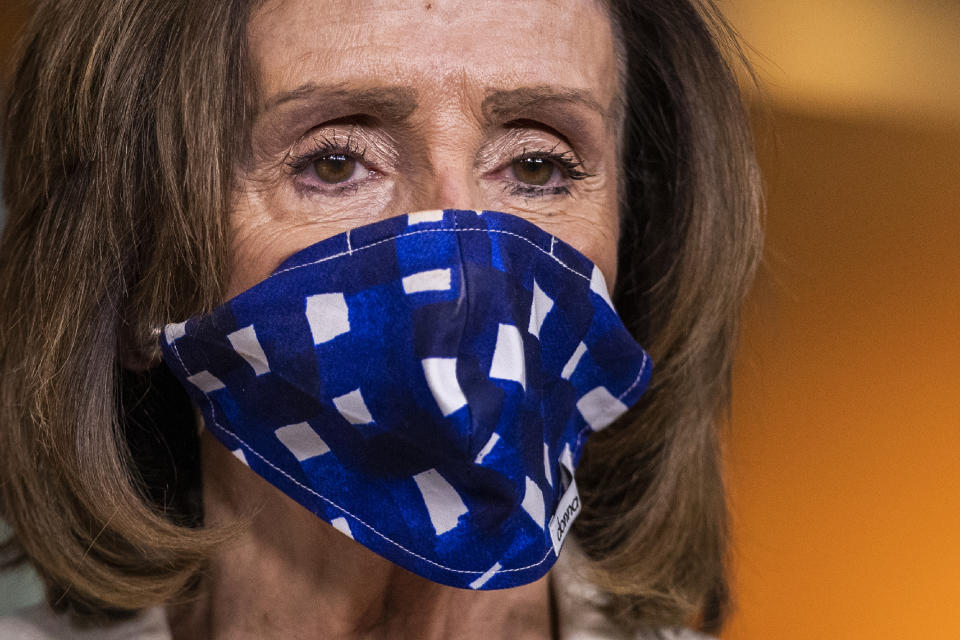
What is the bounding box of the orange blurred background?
[723,1,960,638]
[2,1,958,638]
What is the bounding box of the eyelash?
[285,136,591,198]
[285,133,372,195]
[506,145,592,198]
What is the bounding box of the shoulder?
[0,605,171,640]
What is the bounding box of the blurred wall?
[0,0,44,616]
[0,522,42,614]
[1,0,25,231]
[1,0,31,229]
[723,0,960,129]
[726,107,960,639]
[722,1,960,638]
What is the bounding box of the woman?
[0,0,762,638]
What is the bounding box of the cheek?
[583,176,621,289]
[566,172,620,286]
[225,189,341,300]
[557,212,620,288]
[519,175,620,290]
[225,161,622,300]
[227,207,621,303]
[226,223,289,300]
[225,180,385,300]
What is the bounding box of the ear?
[118,323,164,372]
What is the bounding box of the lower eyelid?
[293,167,381,197]
[504,180,571,198]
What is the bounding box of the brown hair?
[0,0,762,634]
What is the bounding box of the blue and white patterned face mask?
[161,209,651,590]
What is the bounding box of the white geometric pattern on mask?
[421,357,469,417]
[589,265,615,310]
[561,341,587,381]
[332,388,375,425]
[468,561,502,590]
[186,370,225,394]
[521,476,547,529]
[413,468,469,535]
[165,321,187,345]
[528,279,555,338]
[576,386,628,431]
[401,268,453,294]
[275,422,331,461]
[305,292,351,345]
[489,323,526,389]
[474,432,501,465]
[407,209,445,225]
[231,447,249,466]
[227,324,271,376]
[330,516,354,539]
[544,442,553,488]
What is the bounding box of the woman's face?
[229,0,621,299]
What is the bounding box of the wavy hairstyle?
[0,0,762,634]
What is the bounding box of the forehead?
[249,0,618,110]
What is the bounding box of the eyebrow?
[263,83,419,123]
[256,82,615,159]
[480,87,608,124]
[265,83,607,120]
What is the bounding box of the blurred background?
[1,1,958,638]
[0,0,43,615]
[723,1,960,638]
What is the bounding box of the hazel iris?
[511,157,554,186]
[313,154,356,184]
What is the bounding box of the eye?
[310,153,369,184]
[285,130,380,196]
[497,149,593,198]
[510,157,556,186]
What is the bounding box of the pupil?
[314,154,355,184]
[513,157,552,186]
